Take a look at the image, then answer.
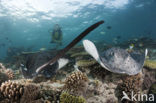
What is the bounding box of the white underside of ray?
[143,48,148,67]
[58,58,69,69]
[145,48,148,57]
[83,40,110,71]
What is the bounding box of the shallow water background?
[0,0,156,59]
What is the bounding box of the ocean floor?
[0,45,156,103]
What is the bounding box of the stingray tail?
[83,40,108,69]
[36,20,104,74]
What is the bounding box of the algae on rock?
[60,92,86,103]
[144,60,156,69]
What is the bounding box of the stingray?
[21,20,104,78]
[21,50,69,78]
[83,40,148,75]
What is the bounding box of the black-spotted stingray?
[83,40,148,75]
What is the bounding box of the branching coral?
[32,74,47,83]
[89,63,111,79]
[40,84,62,103]
[0,90,4,101]
[142,69,156,90]
[60,92,86,103]
[0,98,10,103]
[106,98,118,103]
[64,71,89,96]
[0,63,6,70]
[0,63,15,80]
[0,72,9,85]
[117,73,143,102]
[0,80,24,102]
[148,82,156,95]
[20,84,41,103]
[5,69,14,79]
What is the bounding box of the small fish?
[129,44,134,49]
[40,48,46,51]
[100,31,106,35]
[20,64,27,71]
[107,26,112,29]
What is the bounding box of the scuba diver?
[49,24,63,48]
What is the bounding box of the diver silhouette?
[49,24,63,48]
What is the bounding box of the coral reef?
[39,82,62,102]
[0,80,24,103]
[146,82,156,103]
[148,82,156,95]
[144,60,156,69]
[75,58,112,80]
[0,62,15,81]
[5,69,14,79]
[142,68,156,91]
[0,69,15,80]
[86,79,118,103]
[0,72,9,85]
[0,44,155,103]
[0,90,4,101]
[32,75,48,83]
[20,84,41,103]
[0,63,6,70]
[64,71,89,96]
[89,63,111,80]
[116,73,143,103]
[0,98,11,103]
[106,98,118,103]
[60,92,86,103]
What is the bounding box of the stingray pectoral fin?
[83,40,108,70]
[145,48,148,57]
[58,58,69,69]
[83,40,100,61]
[142,48,148,68]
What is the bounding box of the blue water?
[0,0,156,60]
